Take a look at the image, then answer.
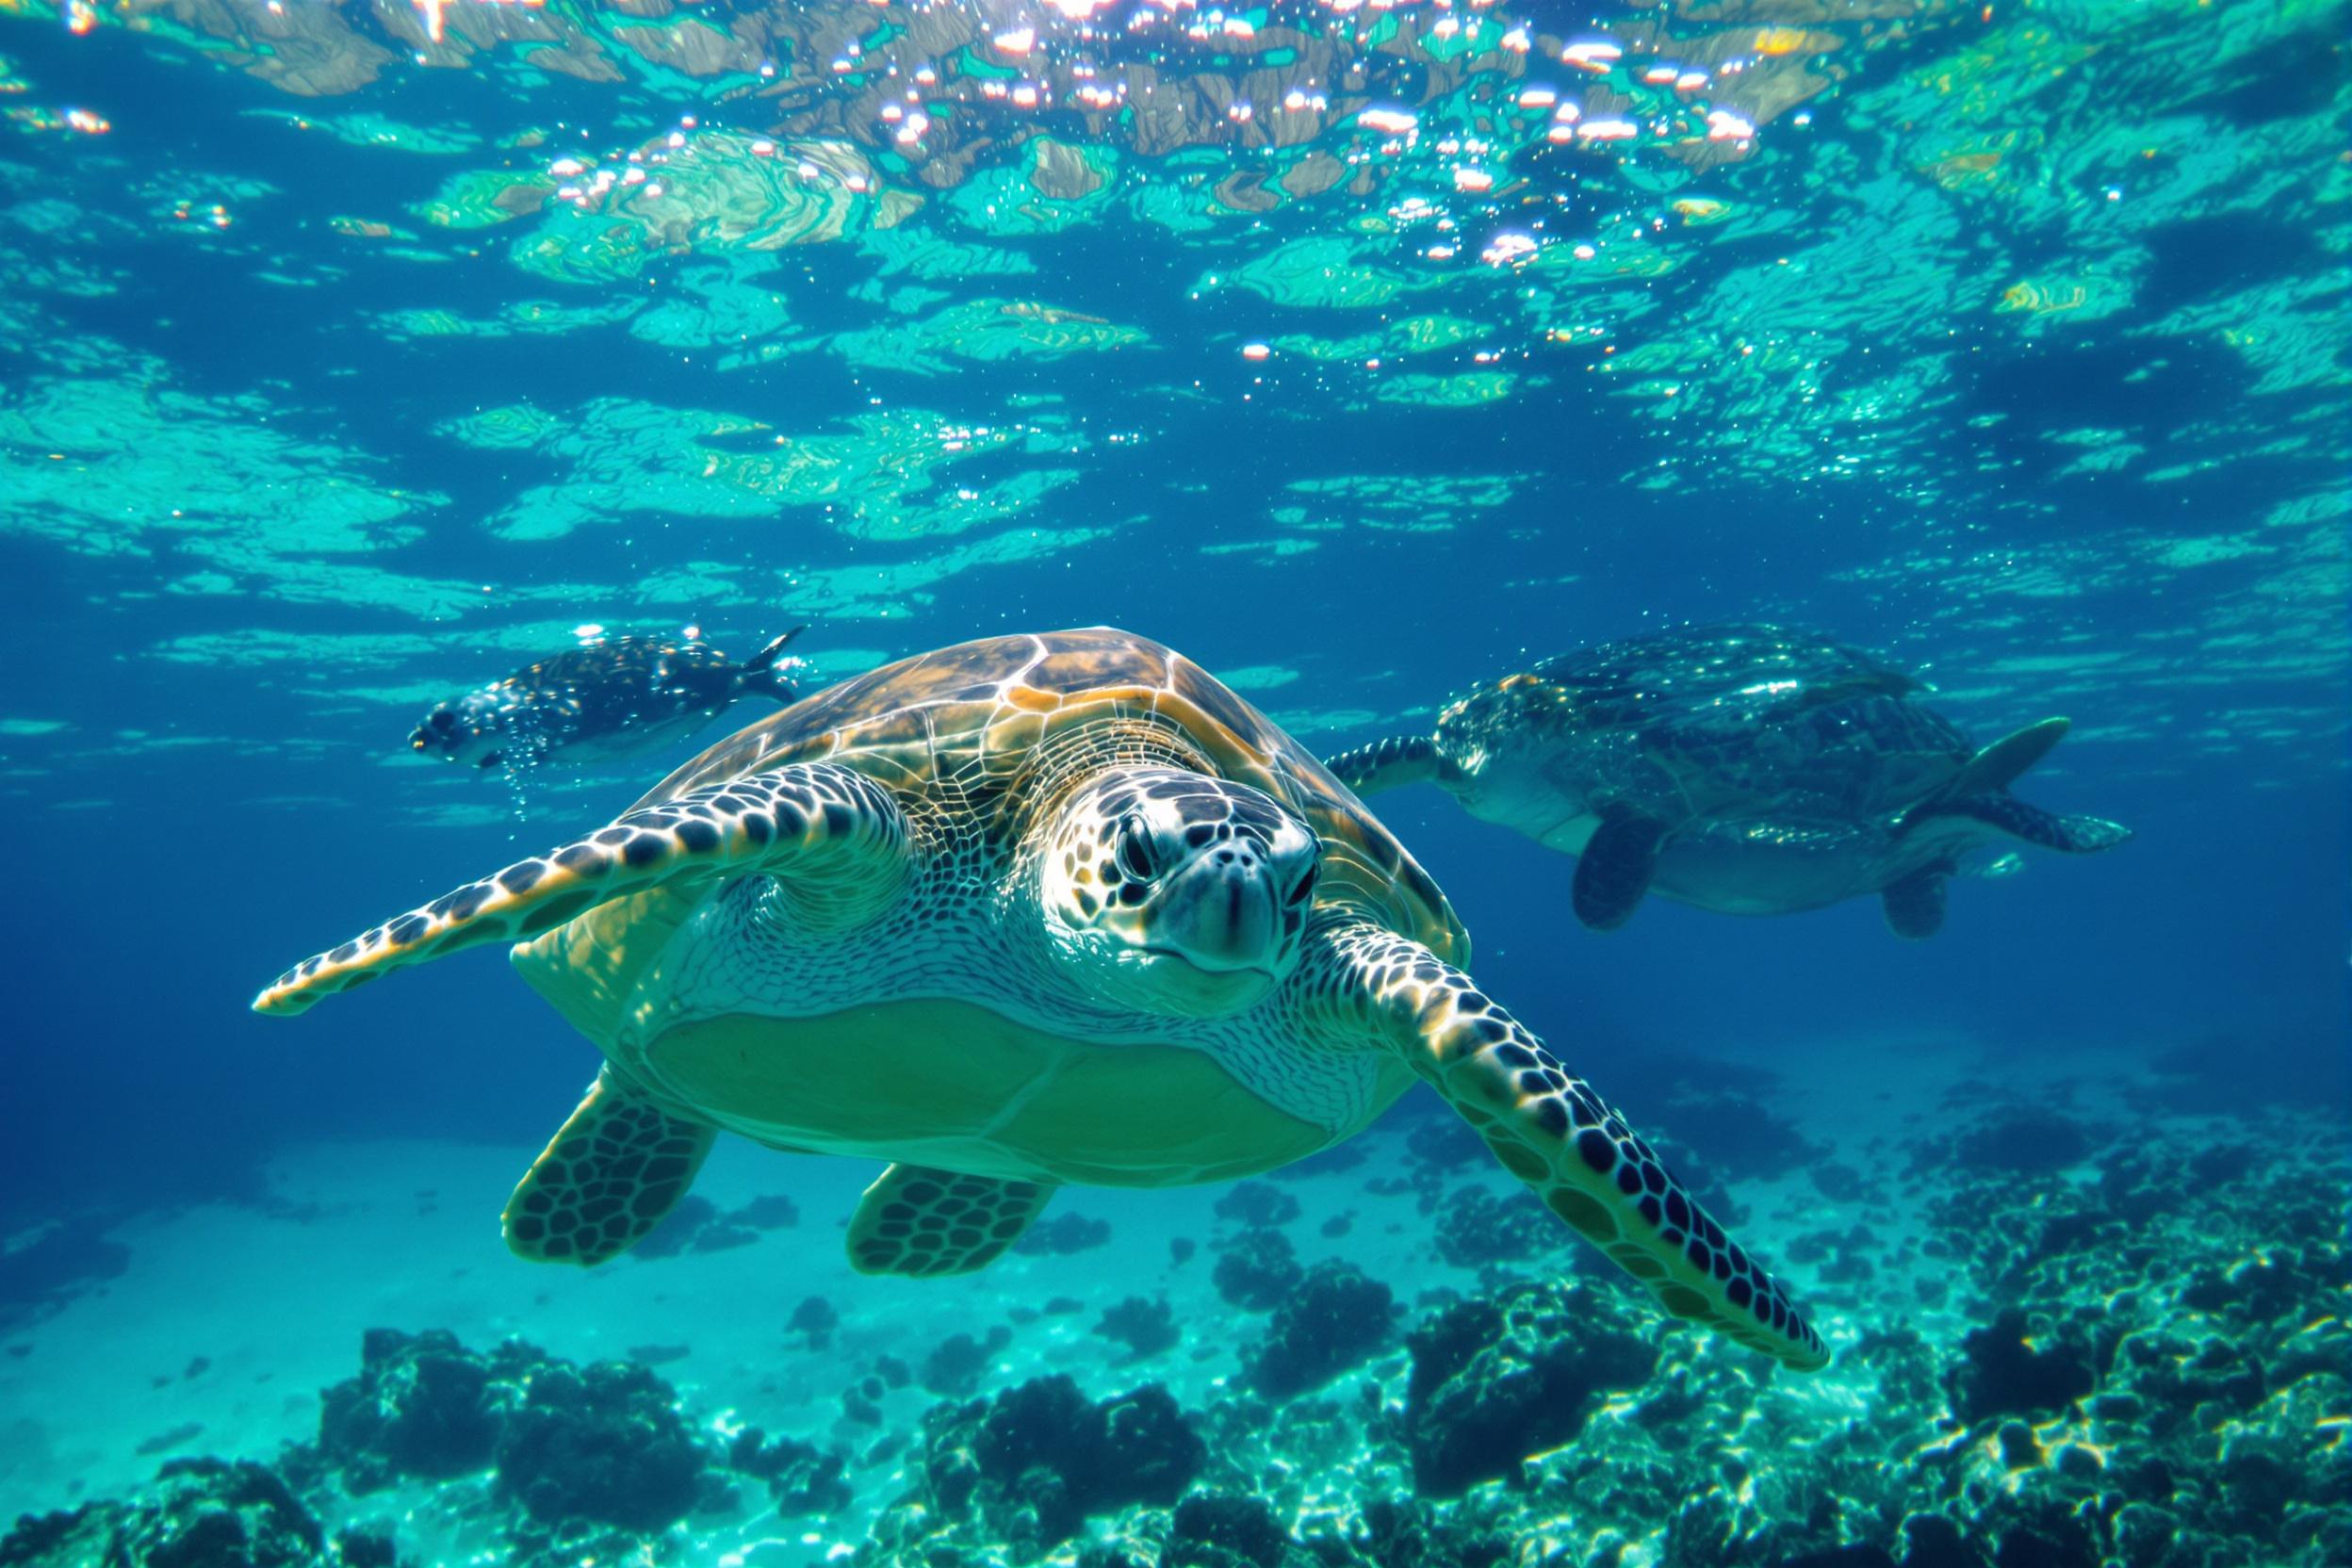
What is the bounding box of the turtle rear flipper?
[504,1068,716,1266]
[252,760,910,1017]
[738,625,810,704]
[1572,806,1667,930]
[1926,794,2132,853]
[1307,921,1828,1371]
[1901,717,2069,825]
[1881,868,1949,939]
[1322,736,1440,796]
[846,1165,1056,1277]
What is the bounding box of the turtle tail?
[1323,735,1440,797]
[738,625,809,704]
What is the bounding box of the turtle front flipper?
[504,1067,716,1265]
[846,1165,1056,1277]
[1322,736,1440,796]
[253,761,908,1017]
[1571,806,1668,930]
[1302,921,1829,1371]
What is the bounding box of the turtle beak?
[1151,838,1281,972]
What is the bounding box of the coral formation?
[1244,1262,1396,1398]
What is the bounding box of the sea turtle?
[256,629,1827,1370]
[1324,623,2130,939]
[411,628,808,770]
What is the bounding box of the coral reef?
[494,1358,707,1532]
[0,1460,322,1568]
[1014,1212,1113,1257]
[1213,1228,1304,1312]
[1401,1282,1659,1496]
[1094,1297,1181,1363]
[877,1375,1205,1561]
[1244,1261,1396,1398]
[7,1094,2343,1568]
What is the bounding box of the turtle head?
[409,688,510,769]
[1037,766,1320,1015]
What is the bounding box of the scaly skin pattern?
[252,763,903,1015]
[845,1165,1057,1277]
[1292,920,1829,1371]
[502,1068,716,1265]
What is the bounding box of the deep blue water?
[0,0,2346,1554]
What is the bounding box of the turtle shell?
[645,627,1467,961]
[1438,623,1974,825]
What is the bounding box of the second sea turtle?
[411,628,808,770]
[1325,623,2130,939]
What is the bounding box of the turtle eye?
[1115,818,1157,883]
[1284,865,1317,906]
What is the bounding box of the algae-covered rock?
[1403,1281,1658,1496]
[908,1374,1204,1557]
[494,1357,708,1531]
[318,1327,508,1488]
[1243,1260,1396,1398]
[0,1459,326,1568]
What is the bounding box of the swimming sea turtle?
[1324,623,2130,939]
[256,629,1827,1370]
[411,629,808,770]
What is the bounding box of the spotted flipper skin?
[503,1068,716,1266]
[1881,867,1949,939]
[845,1165,1057,1277]
[1928,793,2132,854]
[1322,736,1440,797]
[1572,807,1667,931]
[1304,921,1829,1370]
[252,761,908,1017]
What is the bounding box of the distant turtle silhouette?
[1325,623,2130,939]
[410,628,807,770]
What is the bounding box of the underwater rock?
[0,1216,131,1329]
[627,1193,762,1258]
[922,1327,1013,1396]
[1402,1113,1486,1175]
[1244,1261,1396,1398]
[493,1358,709,1532]
[1215,1182,1303,1229]
[332,1527,396,1568]
[732,1194,801,1230]
[1298,1495,1508,1568]
[1213,1228,1305,1312]
[1946,1107,2094,1177]
[1166,1493,1290,1568]
[906,1375,1205,1558]
[1093,1297,1181,1362]
[1401,1282,1658,1496]
[789,1295,840,1348]
[1013,1210,1114,1256]
[0,1459,326,1568]
[317,1328,507,1490]
[727,1427,852,1518]
[1430,1185,1560,1271]
[1946,1309,2094,1423]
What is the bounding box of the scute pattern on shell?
[648,628,1467,961]
[1436,622,1971,825]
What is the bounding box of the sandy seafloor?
[1,1034,2344,1568]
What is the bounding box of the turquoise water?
[0,1,2345,1565]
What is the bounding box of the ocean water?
[0,0,2345,1563]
